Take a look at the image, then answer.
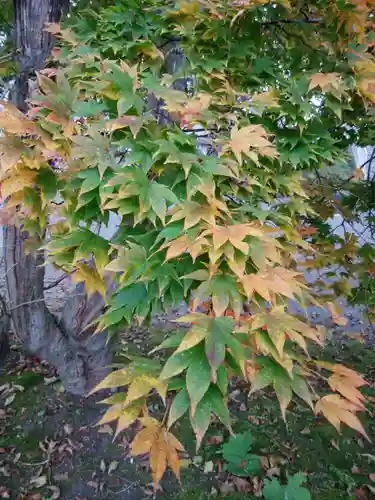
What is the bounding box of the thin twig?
[8,293,85,311]
[19,459,49,467]
[262,18,322,26]
[44,273,69,291]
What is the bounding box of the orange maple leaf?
[131,421,185,490]
[226,124,278,164]
[309,73,342,93]
[315,394,370,441]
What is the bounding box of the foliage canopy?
[0,0,374,488]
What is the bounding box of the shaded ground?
[1,324,375,500]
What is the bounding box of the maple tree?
[0,0,374,489]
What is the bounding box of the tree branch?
[44,273,69,291]
[262,18,322,26]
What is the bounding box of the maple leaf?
[251,90,280,114]
[131,421,185,490]
[0,137,25,178]
[354,61,375,104]
[226,125,278,164]
[163,234,209,262]
[0,101,38,136]
[125,374,167,406]
[44,22,79,45]
[1,168,38,199]
[308,72,348,100]
[249,307,323,359]
[169,198,227,230]
[71,263,106,297]
[318,363,368,410]
[315,394,370,441]
[242,267,305,303]
[104,116,142,137]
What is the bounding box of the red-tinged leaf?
[309,72,342,92]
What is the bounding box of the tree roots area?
[1,326,374,500]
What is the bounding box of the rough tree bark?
[3,0,112,394]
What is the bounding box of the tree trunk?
[3,0,112,394]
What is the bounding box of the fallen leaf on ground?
[54,472,69,481]
[331,439,340,450]
[220,481,235,495]
[97,424,113,435]
[207,435,224,445]
[233,477,252,492]
[203,461,214,473]
[108,460,119,474]
[47,486,60,499]
[0,466,10,477]
[266,467,281,478]
[4,394,15,406]
[0,486,10,498]
[64,424,73,435]
[87,480,99,489]
[29,475,47,488]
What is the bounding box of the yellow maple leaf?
[0,137,25,178]
[251,90,280,114]
[168,0,200,17]
[315,394,370,441]
[114,404,143,438]
[354,61,375,104]
[167,93,211,125]
[226,124,278,164]
[169,200,220,229]
[125,374,167,405]
[1,168,38,198]
[89,367,135,394]
[71,262,106,296]
[337,0,369,41]
[0,101,38,136]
